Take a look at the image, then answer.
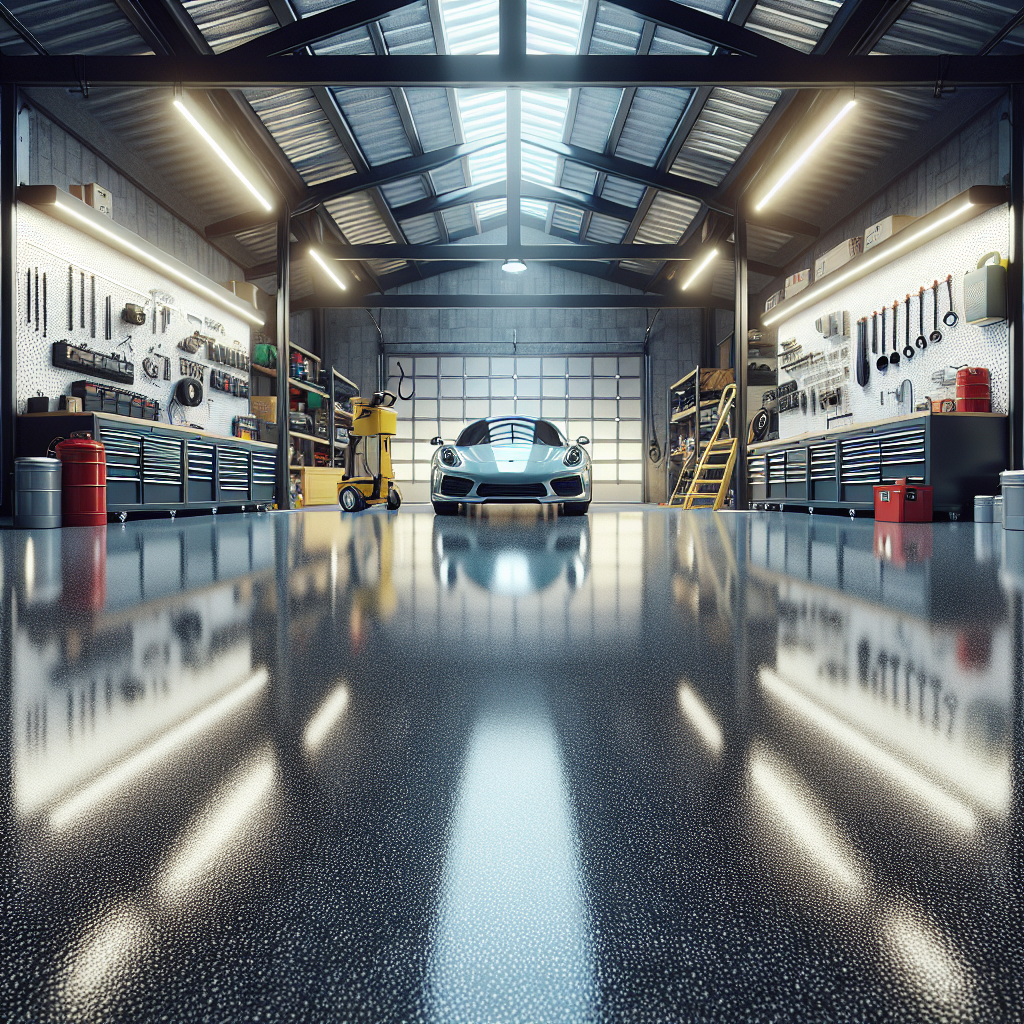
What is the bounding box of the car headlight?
[564,446,583,467]
[440,446,461,467]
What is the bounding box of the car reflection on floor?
[432,510,590,595]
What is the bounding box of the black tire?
[340,486,366,513]
[562,501,590,516]
[386,486,402,511]
[432,501,460,516]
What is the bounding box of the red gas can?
[873,478,933,523]
[55,434,107,526]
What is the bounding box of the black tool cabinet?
[17,412,277,518]
[747,412,1007,518]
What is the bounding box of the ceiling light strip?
[310,248,347,290]
[755,100,857,212]
[682,247,717,290]
[19,186,266,326]
[173,98,273,213]
[761,186,1007,328]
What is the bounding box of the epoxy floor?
[1,505,1021,1023]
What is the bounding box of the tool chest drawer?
[747,412,1006,518]
[16,412,277,515]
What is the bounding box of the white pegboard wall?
[771,205,1009,440]
[16,204,252,436]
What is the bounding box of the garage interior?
[1,0,1023,1021]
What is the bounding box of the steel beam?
[315,243,695,260]
[299,134,503,212]
[292,293,708,309]
[391,181,507,220]
[230,0,416,58]
[507,90,522,248]
[0,1,48,54]
[732,206,748,511]
[0,85,16,516]
[611,0,795,59]
[3,54,1021,89]
[1010,83,1023,469]
[275,205,292,510]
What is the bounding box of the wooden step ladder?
[675,384,738,510]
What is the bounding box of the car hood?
[455,444,575,468]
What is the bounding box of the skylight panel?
[438,0,498,54]
[526,0,586,54]
[455,89,506,189]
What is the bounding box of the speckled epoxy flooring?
[1,506,1021,1023]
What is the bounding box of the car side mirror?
[430,436,444,446]
[576,436,590,445]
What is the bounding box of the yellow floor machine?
[338,390,402,512]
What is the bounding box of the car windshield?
[456,418,565,447]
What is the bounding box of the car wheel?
[562,501,590,516]
[386,485,402,511]
[432,501,460,516]
[340,486,366,513]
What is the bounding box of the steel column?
[275,205,291,510]
[733,207,749,511]
[1,85,17,518]
[1010,84,1024,469]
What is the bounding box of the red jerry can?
[55,433,107,526]
[873,478,933,523]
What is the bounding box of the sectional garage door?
[387,355,644,503]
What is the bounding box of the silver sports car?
[430,416,592,515]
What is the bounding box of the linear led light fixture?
[173,93,273,213]
[310,248,347,290]
[761,186,1008,328]
[19,186,266,327]
[755,99,857,212]
[681,248,718,290]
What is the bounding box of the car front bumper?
[431,466,591,504]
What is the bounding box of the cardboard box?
[250,395,278,422]
[784,270,810,298]
[764,289,783,312]
[863,215,916,252]
[814,237,862,280]
[70,182,113,217]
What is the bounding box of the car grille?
[477,482,547,498]
[440,475,474,497]
[551,475,583,497]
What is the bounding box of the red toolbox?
[873,478,933,522]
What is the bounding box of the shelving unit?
[666,367,735,501]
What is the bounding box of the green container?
[307,392,323,410]
[254,343,277,368]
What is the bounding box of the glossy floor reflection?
[1,506,1021,1023]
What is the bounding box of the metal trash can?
[974,495,994,523]
[14,457,62,529]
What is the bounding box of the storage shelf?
[288,378,329,398]
[290,430,330,445]
[760,185,1008,329]
[289,343,320,363]
[672,399,720,422]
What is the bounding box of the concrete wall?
[23,106,246,283]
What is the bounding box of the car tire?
[432,501,460,516]
[340,486,366,513]
[562,501,590,516]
